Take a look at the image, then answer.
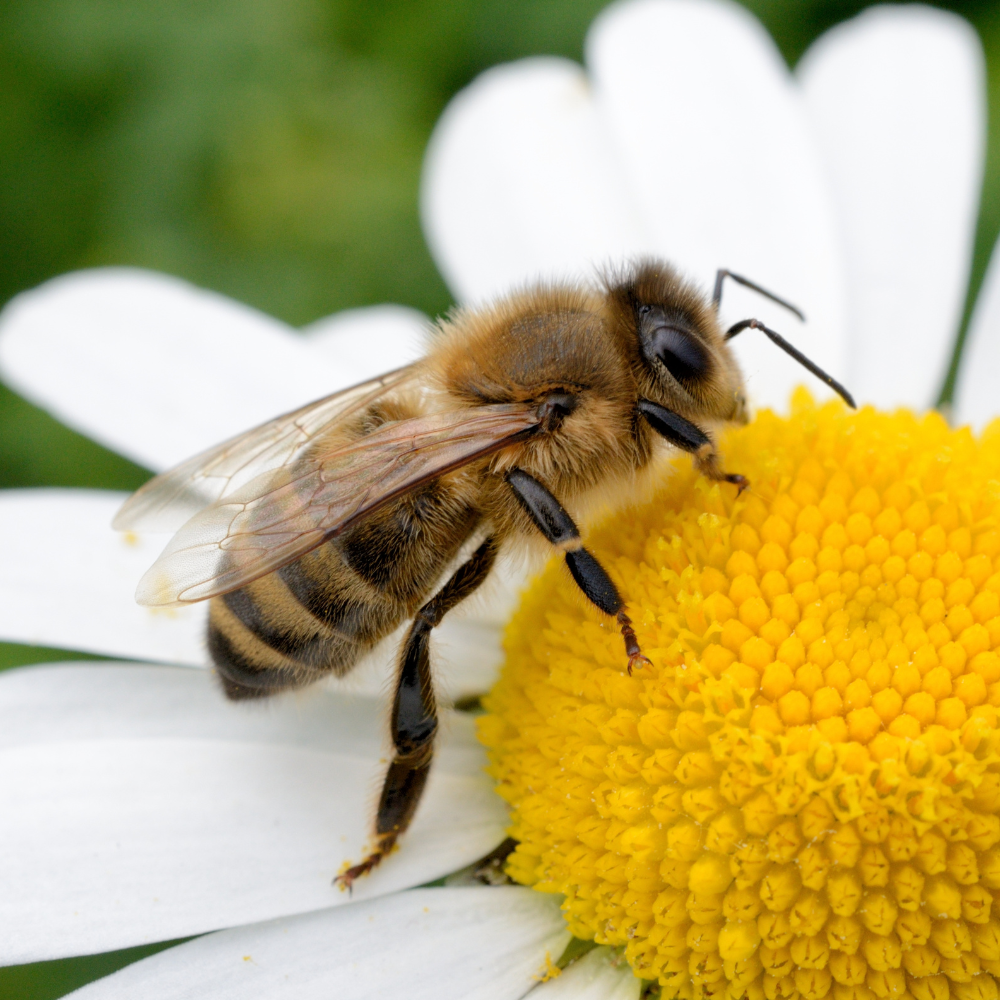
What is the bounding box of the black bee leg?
[637,399,749,493]
[505,469,650,674]
[336,537,499,890]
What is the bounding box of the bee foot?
[617,611,649,674]
[627,652,652,675]
[695,448,749,495]
[334,858,379,894]
[334,837,395,892]
[725,473,749,495]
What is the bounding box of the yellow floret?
[480,392,1000,999]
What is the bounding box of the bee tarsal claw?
[617,611,650,674]
[627,652,653,676]
[333,865,365,894]
[726,473,750,495]
[335,863,372,893]
[334,841,393,893]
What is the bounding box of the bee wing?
[113,367,417,533]
[135,402,541,607]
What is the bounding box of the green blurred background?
[1,0,999,995]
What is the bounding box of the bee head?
[602,259,745,424]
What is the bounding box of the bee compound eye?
[649,325,709,384]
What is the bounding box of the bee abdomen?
[207,476,481,702]
[277,556,396,641]
[207,544,403,700]
[206,624,304,701]
[220,586,353,668]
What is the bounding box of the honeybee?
[115,260,854,885]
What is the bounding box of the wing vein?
[131,399,541,607]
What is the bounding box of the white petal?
[954,233,1000,428]
[422,57,653,304]
[0,664,508,963]
[529,947,641,999]
[66,887,568,1000]
[0,488,531,700]
[0,489,205,665]
[798,5,985,410]
[302,304,430,377]
[587,0,848,411]
[0,269,371,471]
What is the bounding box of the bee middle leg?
[504,469,650,674]
[336,536,499,889]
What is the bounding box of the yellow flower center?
[479,391,1000,1000]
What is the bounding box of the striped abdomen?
[207,478,480,700]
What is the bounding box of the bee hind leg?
[336,536,499,890]
[505,469,651,674]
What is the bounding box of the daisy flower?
[1,1,999,997]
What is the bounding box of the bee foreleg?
[505,469,651,674]
[335,537,498,890]
[636,399,749,492]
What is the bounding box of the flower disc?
[480,392,1000,1000]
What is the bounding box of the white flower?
[0,1,998,996]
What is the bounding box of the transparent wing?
[113,367,417,532]
[135,402,541,607]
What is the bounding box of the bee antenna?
[726,318,856,409]
[712,269,805,323]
